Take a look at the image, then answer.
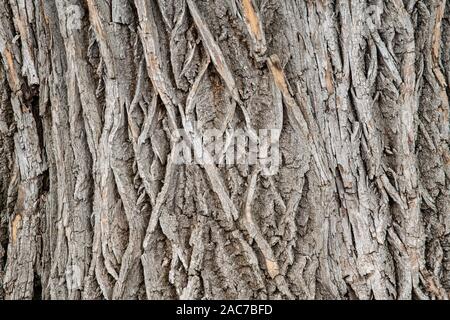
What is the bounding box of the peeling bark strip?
[0,0,449,300]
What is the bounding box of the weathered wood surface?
[0,0,449,300]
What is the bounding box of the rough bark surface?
[0,0,449,300]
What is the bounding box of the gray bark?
[0,0,449,300]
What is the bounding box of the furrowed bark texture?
[0,0,449,300]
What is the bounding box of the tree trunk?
[0,0,449,300]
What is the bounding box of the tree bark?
[0,0,449,300]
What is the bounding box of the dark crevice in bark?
[32,273,42,300]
